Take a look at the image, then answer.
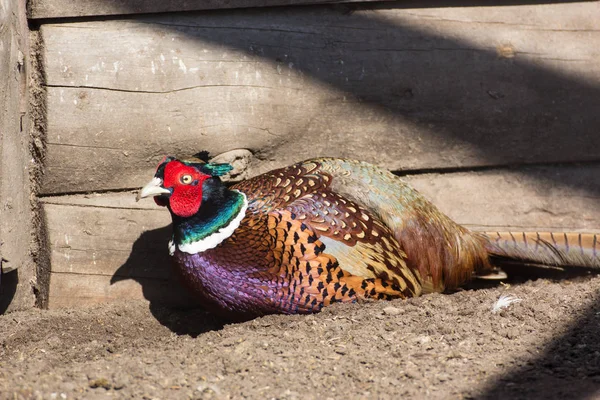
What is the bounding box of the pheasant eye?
[180,174,193,184]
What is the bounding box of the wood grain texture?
[42,164,600,306]
[0,0,36,312]
[28,0,392,19]
[403,165,600,231]
[43,192,195,308]
[40,3,600,194]
[43,193,171,277]
[48,273,198,309]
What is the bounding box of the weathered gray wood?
[42,164,600,307]
[28,0,393,19]
[403,165,600,231]
[48,272,198,309]
[43,195,171,277]
[0,0,36,312]
[43,193,195,308]
[40,3,600,194]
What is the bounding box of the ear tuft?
[202,163,234,177]
[191,151,211,163]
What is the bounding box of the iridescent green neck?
[170,180,247,254]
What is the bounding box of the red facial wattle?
[161,161,210,218]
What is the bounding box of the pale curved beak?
[136,177,171,202]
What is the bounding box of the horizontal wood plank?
[28,0,391,19]
[43,193,199,308]
[48,272,199,309]
[403,165,600,231]
[40,3,600,194]
[43,164,600,307]
[43,198,171,277]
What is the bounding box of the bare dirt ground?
[2,274,600,400]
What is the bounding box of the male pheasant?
[138,156,600,320]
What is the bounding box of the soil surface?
[2,275,600,400]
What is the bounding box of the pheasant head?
[137,156,247,254]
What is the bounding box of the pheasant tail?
[481,231,600,269]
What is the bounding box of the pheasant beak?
[136,177,171,202]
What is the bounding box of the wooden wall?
[28,0,395,19]
[31,0,600,308]
[0,0,36,313]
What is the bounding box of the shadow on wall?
[38,0,600,196]
[111,225,223,336]
[0,269,18,314]
[172,1,599,182]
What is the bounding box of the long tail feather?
[480,231,600,269]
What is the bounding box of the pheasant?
[138,155,600,320]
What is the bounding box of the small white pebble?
[492,294,522,313]
[382,306,401,316]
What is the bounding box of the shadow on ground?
[114,224,600,398]
[479,293,600,399]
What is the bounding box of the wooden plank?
[40,3,600,194]
[43,198,171,277]
[28,0,394,19]
[403,165,600,231]
[42,163,600,307]
[43,190,157,208]
[0,0,36,312]
[43,193,199,308]
[48,273,199,309]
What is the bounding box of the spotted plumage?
[138,156,600,320]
